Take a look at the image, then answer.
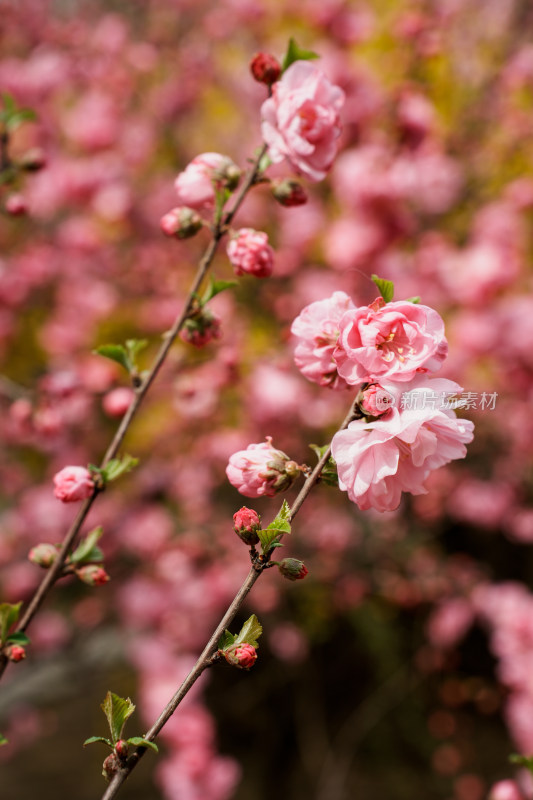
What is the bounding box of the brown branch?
[0,145,267,682]
[98,395,360,800]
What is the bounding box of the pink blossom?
[226,228,274,278]
[222,642,257,669]
[102,387,134,417]
[291,291,355,388]
[261,61,345,181]
[226,437,300,498]
[174,153,238,212]
[489,780,525,800]
[334,297,448,384]
[331,380,474,511]
[53,466,95,503]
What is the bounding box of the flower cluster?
[291,291,473,511]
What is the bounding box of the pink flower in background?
[261,61,345,181]
[291,291,355,389]
[174,153,237,211]
[331,381,474,511]
[53,466,95,503]
[488,780,525,800]
[226,228,274,278]
[335,298,448,384]
[226,437,300,498]
[102,387,134,417]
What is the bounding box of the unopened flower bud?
[5,194,27,216]
[53,465,95,503]
[233,507,261,546]
[278,558,308,581]
[226,437,302,498]
[180,308,222,348]
[102,752,119,781]
[28,543,59,568]
[160,206,203,239]
[19,147,46,171]
[76,564,110,587]
[222,642,258,669]
[115,740,129,760]
[271,179,308,207]
[6,644,26,662]
[358,384,394,417]
[213,159,241,192]
[250,53,281,86]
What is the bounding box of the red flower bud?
[250,53,281,86]
[6,644,26,662]
[76,564,110,586]
[278,558,308,581]
[180,307,222,348]
[115,739,129,760]
[28,543,59,568]
[102,752,119,781]
[222,642,258,669]
[358,384,394,417]
[160,206,203,239]
[233,506,261,546]
[5,194,27,216]
[271,179,308,207]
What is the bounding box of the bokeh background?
[1,1,533,798]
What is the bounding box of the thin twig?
[98,395,360,800]
[0,146,267,681]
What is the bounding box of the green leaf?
[281,38,320,72]
[309,443,329,461]
[125,339,148,369]
[83,736,113,748]
[258,152,272,174]
[93,344,131,374]
[1,93,16,116]
[6,109,37,131]
[510,754,533,773]
[234,614,263,648]
[5,632,30,646]
[70,527,104,565]
[101,692,135,745]
[0,602,22,646]
[406,296,420,304]
[371,275,394,303]
[218,630,236,650]
[0,734,7,746]
[126,737,159,753]
[201,278,238,305]
[102,455,139,483]
[258,500,292,553]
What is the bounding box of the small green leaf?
[258,152,272,174]
[406,296,420,304]
[0,734,8,746]
[101,692,135,745]
[0,602,22,646]
[218,630,236,650]
[258,500,292,553]
[93,344,131,374]
[5,632,30,646]
[83,736,113,748]
[201,278,238,305]
[125,339,148,369]
[371,275,394,303]
[281,38,320,72]
[102,455,139,483]
[6,109,37,131]
[1,93,16,116]
[234,614,263,648]
[126,737,159,753]
[510,754,533,774]
[70,527,104,565]
[309,443,329,461]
